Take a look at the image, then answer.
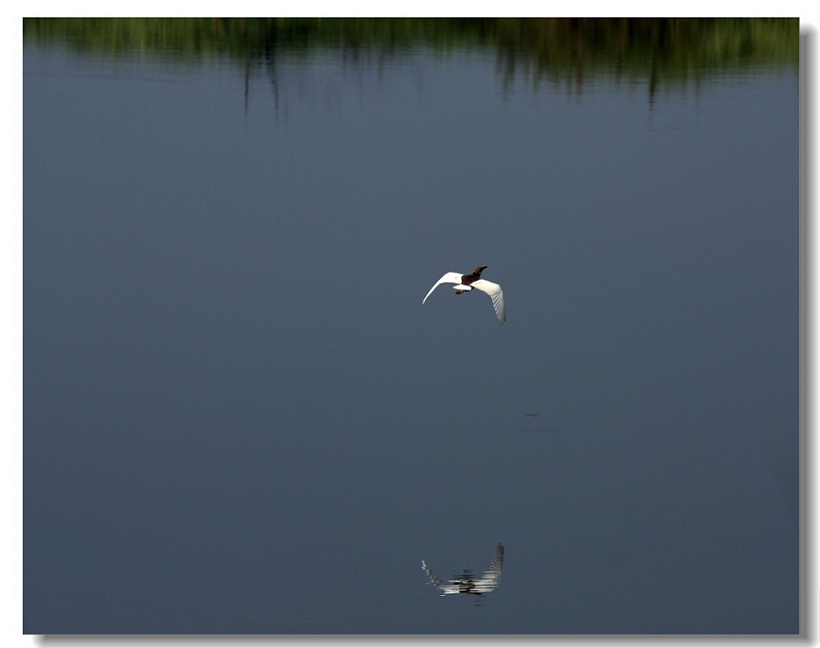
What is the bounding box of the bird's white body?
[422,269,505,323]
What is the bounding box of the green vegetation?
[23,18,798,91]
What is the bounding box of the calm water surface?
[24,35,798,633]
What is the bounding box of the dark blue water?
[24,43,799,633]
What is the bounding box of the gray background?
[24,44,799,633]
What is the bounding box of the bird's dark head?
[473,265,488,275]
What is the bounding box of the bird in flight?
[422,266,505,323]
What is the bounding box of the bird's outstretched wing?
[421,560,445,592]
[474,543,504,592]
[422,272,463,304]
[470,279,506,323]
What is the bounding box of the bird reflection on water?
[421,543,504,606]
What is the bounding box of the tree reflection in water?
[421,543,504,606]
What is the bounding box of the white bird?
[422,265,505,323]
